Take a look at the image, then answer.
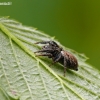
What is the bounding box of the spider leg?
[63,56,67,77]
[34,41,59,47]
[54,53,62,62]
[49,53,62,67]
[34,50,43,53]
[35,52,52,57]
[34,41,51,44]
[34,49,54,53]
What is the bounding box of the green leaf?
[0,17,100,100]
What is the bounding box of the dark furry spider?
[34,41,78,76]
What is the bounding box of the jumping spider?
[34,41,78,76]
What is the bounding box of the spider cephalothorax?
[34,41,78,76]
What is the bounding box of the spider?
[34,41,78,76]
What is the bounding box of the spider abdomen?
[61,50,78,71]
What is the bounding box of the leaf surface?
[0,17,100,100]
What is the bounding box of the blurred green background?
[0,0,100,70]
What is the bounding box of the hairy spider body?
[34,41,78,76]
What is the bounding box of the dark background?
[0,0,100,70]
